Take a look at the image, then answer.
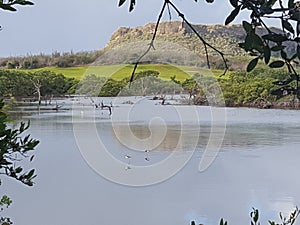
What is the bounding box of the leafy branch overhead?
[0,100,39,186]
[224,0,300,100]
[119,0,300,101]
[0,0,34,12]
[119,0,228,84]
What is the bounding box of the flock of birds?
[124,149,150,170]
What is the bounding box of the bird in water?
[144,150,150,161]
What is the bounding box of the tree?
[118,0,300,103]
[1,2,37,223]
[0,100,39,223]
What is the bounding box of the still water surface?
[3,97,300,225]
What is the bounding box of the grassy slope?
[20,64,225,81]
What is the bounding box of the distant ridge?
[99,21,295,67]
[107,21,247,57]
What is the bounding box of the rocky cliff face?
[107,21,247,57]
[110,21,186,41]
[98,21,293,67]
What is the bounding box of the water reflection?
[5,99,300,225]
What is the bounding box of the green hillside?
[20,64,224,81]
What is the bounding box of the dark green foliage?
[0,69,77,102]
[269,60,285,68]
[118,0,136,12]
[192,207,300,225]
[219,218,227,225]
[223,0,300,100]
[0,100,39,223]
[247,57,259,72]
[0,51,101,69]
[225,5,241,25]
[0,0,33,12]
[0,100,39,186]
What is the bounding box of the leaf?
[247,57,259,72]
[262,33,288,43]
[225,5,241,25]
[229,0,238,7]
[118,0,126,7]
[281,50,288,60]
[297,45,300,59]
[264,46,271,64]
[27,169,35,178]
[288,0,295,8]
[242,21,253,33]
[252,33,264,53]
[269,60,285,68]
[271,45,286,51]
[14,0,34,5]
[267,0,278,7]
[273,78,293,85]
[297,21,300,36]
[282,19,295,34]
[15,167,23,173]
[30,155,35,162]
[220,218,224,225]
[244,34,253,51]
[0,4,17,11]
[253,209,259,223]
[129,0,135,12]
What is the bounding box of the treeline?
[0,51,103,69]
[1,67,297,108]
[0,70,77,104]
[77,68,296,108]
[76,70,183,97]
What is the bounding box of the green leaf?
[129,0,135,12]
[30,155,35,162]
[297,45,300,59]
[220,218,224,225]
[281,50,288,60]
[229,0,238,7]
[0,4,17,11]
[282,19,295,34]
[254,209,259,223]
[264,46,271,64]
[225,5,241,25]
[267,0,278,8]
[269,220,276,225]
[271,45,286,51]
[244,34,253,51]
[14,0,34,5]
[27,169,35,178]
[273,78,294,85]
[288,0,295,8]
[15,167,23,173]
[262,33,288,43]
[252,33,264,53]
[247,57,259,72]
[242,21,253,33]
[118,0,126,7]
[269,60,285,68]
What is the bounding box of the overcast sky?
[0,0,253,57]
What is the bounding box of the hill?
[0,21,293,71]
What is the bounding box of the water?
[3,97,300,225]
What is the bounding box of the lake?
[3,96,300,225]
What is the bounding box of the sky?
[0,0,252,57]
